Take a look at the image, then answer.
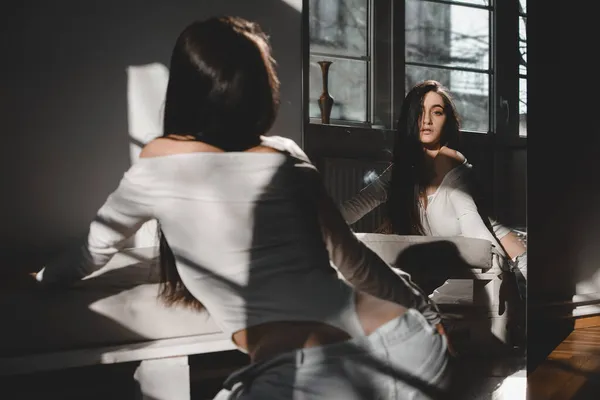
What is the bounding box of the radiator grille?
[322,158,390,233]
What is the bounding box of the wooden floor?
[528,322,600,400]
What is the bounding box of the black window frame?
[303,0,527,146]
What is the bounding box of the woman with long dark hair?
[34,18,450,399]
[341,80,527,279]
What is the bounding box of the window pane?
[519,0,527,14]
[519,15,527,75]
[406,65,489,133]
[406,0,490,70]
[310,56,367,122]
[441,0,490,5]
[519,77,527,137]
[309,0,368,57]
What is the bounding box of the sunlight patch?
[492,369,526,400]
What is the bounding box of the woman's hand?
[0,272,40,290]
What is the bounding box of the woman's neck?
[423,144,443,161]
[420,145,445,187]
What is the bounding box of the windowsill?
[309,119,387,130]
[304,122,395,162]
[308,119,391,132]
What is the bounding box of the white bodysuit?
[340,158,511,272]
[37,136,441,346]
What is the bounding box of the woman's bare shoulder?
[140,136,280,158]
[139,136,224,158]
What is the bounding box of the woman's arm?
[307,166,441,325]
[488,218,526,260]
[339,165,392,224]
[489,218,511,240]
[499,231,527,261]
[36,167,154,285]
[449,177,511,271]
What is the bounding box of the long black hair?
[157,16,280,309]
[387,80,462,235]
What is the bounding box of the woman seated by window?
[339,80,527,286]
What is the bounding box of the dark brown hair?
[387,80,462,235]
[158,16,280,309]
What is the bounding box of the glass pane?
[309,56,367,122]
[309,0,368,57]
[519,78,527,137]
[519,0,527,14]
[406,0,490,70]
[406,65,489,133]
[443,0,490,5]
[519,15,527,75]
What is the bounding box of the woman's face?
[419,91,447,148]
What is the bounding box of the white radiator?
[322,157,390,233]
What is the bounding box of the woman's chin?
[420,139,441,148]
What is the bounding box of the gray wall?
[1,0,303,272]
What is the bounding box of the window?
[307,0,526,142]
[308,0,371,124]
[404,0,490,132]
[519,0,527,137]
[403,0,526,140]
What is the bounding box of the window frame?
[303,0,527,145]
[302,0,527,226]
[494,0,527,148]
[307,0,395,128]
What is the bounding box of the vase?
[317,61,334,124]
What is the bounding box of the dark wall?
[527,3,580,303]
[526,2,589,370]
[0,0,303,272]
[494,148,527,229]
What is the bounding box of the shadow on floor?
[0,350,250,400]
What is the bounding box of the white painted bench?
[353,233,512,348]
[0,247,236,400]
[0,235,514,398]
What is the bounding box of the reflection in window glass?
[443,0,490,5]
[309,0,368,57]
[519,78,527,137]
[309,56,367,122]
[519,0,527,137]
[406,0,489,70]
[519,0,527,14]
[406,65,489,133]
[519,16,527,75]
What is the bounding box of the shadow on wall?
[0,247,225,361]
[0,0,303,273]
[0,261,153,359]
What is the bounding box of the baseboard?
[530,291,600,324]
[572,292,600,324]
